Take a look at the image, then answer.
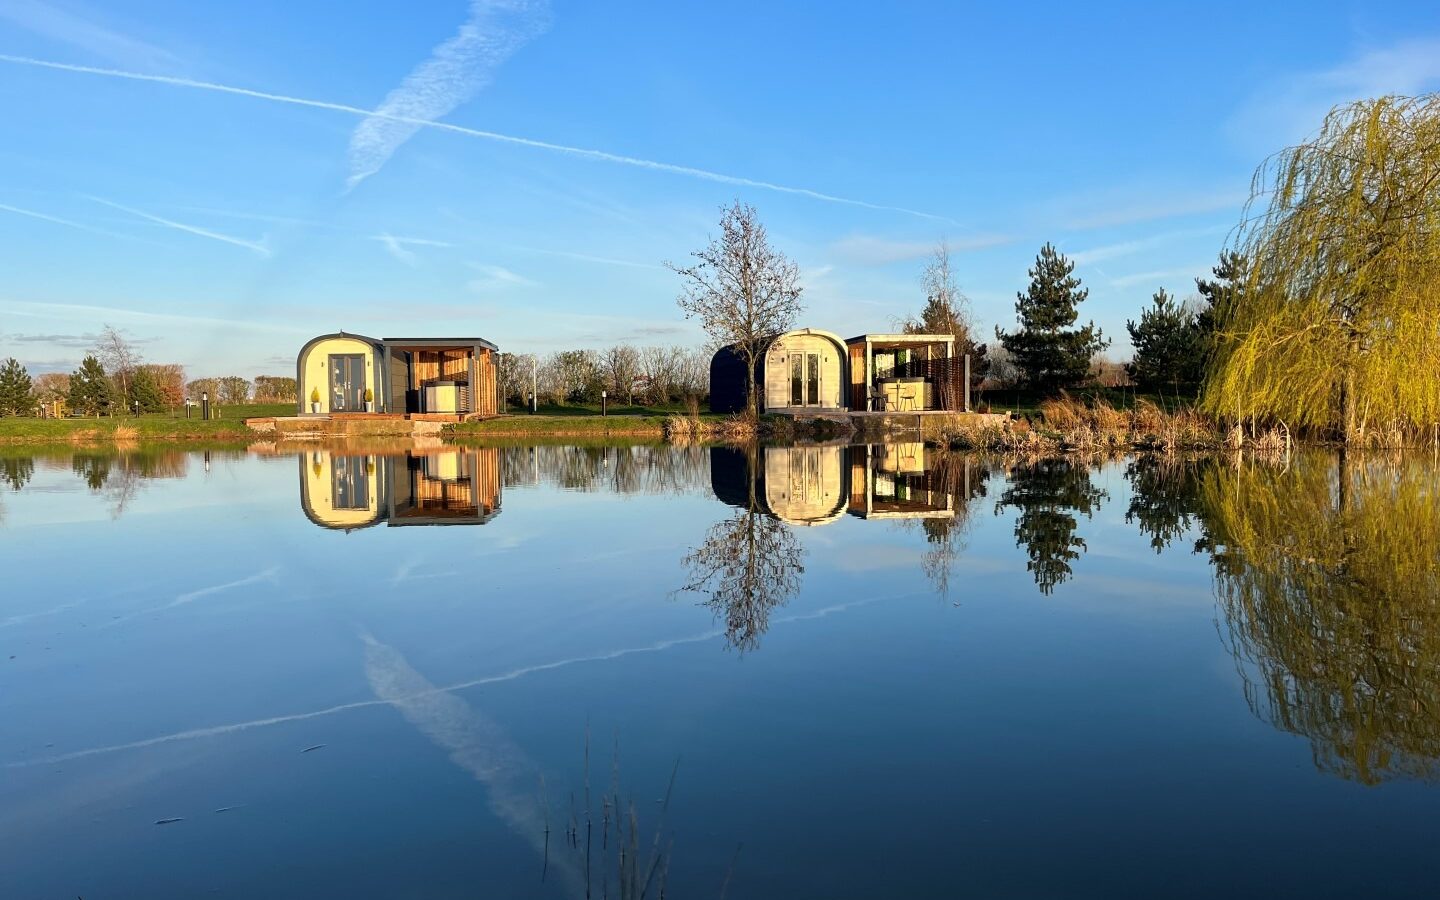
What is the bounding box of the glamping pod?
[299,449,502,530]
[707,444,849,527]
[762,445,848,526]
[297,332,500,417]
[299,452,386,531]
[709,328,849,414]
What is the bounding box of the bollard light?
[601,390,607,417]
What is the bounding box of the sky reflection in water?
[0,444,1436,899]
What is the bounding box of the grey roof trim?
[381,337,499,351]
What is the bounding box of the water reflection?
[500,444,709,495]
[693,444,993,643]
[299,448,501,530]
[1123,455,1203,553]
[994,458,1108,595]
[1196,455,1440,785]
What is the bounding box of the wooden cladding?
[408,350,471,388]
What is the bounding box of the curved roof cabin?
[709,328,848,414]
[297,332,499,418]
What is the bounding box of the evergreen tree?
[1125,289,1206,395]
[997,243,1108,394]
[127,366,166,414]
[0,357,34,416]
[68,355,113,417]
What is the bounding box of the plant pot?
[365,402,374,413]
[311,402,320,414]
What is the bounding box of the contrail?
[347,0,551,188]
[0,201,134,240]
[5,593,912,768]
[88,196,270,256]
[361,632,585,895]
[0,53,950,222]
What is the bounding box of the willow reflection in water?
[1196,454,1440,785]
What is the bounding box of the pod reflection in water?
[298,448,501,531]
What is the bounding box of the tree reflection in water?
[908,452,989,603]
[1123,455,1203,553]
[994,458,1108,594]
[1194,454,1440,784]
[681,447,805,652]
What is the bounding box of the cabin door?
[332,455,371,510]
[329,354,365,412]
[788,352,822,407]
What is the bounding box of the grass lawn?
[0,403,295,444]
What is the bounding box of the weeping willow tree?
[1203,95,1440,442]
[1197,454,1440,784]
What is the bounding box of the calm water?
[1,444,1437,898]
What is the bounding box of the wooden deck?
[244,412,496,439]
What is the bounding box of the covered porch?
[381,338,497,418]
[845,334,959,411]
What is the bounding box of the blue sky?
[2,0,1438,377]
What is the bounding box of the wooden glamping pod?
[762,445,848,526]
[296,332,499,418]
[706,444,849,527]
[709,328,849,414]
[299,449,501,530]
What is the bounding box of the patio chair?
[868,386,890,411]
[897,385,917,410]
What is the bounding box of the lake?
[1,443,1436,898]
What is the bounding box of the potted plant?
[364,387,374,413]
[310,386,321,414]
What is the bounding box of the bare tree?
[93,324,142,402]
[667,201,803,417]
[601,345,642,405]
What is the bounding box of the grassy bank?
[929,397,1235,454]
[0,415,262,445]
[448,413,691,439]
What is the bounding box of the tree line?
[0,324,298,417]
[496,345,710,408]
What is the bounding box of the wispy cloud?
[372,232,452,265]
[0,53,949,220]
[1058,191,1247,231]
[0,0,177,68]
[466,263,536,291]
[1,330,148,349]
[0,201,134,239]
[832,233,1012,266]
[1068,223,1229,266]
[1230,37,1440,152]
[1108,268,1203,289]
[88,197,270,256]
[5,300,309,334]
[347,0,551,188]
[504,245,664,271]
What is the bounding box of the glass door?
[788,353,822,407]
[329,354,365,411]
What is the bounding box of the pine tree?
[127,366,166,414]
[0,357,34,416]
[997,243,1108,394]
[1126,289,1206,395]
[68,355,113,417]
